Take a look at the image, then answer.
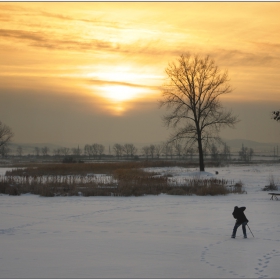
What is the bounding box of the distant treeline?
[3,141,278,164]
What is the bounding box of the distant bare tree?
[203,146,208,160]
[96,144,105,159]
[123,143,137,158]
[0,121,14,151]
[91,144,99,159]
[162,142,169,159]
[0,145,11,157]
[16,146,23,157]
[34,147,40,157]
[41,146,49,157]
[84,144,104,159]
[129,144,137,158]
[72,147,82,157]
[123,144,131,158]
[160,53,238,171]
[167,143,174,159]
[272,111,280,122]
[53,148,62,157]
[239,144,254,162]
[211,144,219,162]
[84,144,92,158]
[142,146,150,159]
[60,147,70,156]
[113,143,123,159]
[173,139,183,159]
[162,142,174,159]
[222,143,231,162]
[149,145,156,159]
[187,147,195,161]
[155,143,164,159]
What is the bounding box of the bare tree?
[162,143,169,159]
[155,143,163,159]
[61,147,70,156]
[91,144,99,159]
[96,144,105,159]
[84,144,92,159]
[173,139,183,159]
[149,144,156,159]
[239,144,254,162]
[167,142,174,159]
[0,145,11,157]
[222,143,231,162]
[160,53,238,171]
[0,121,14,151]
[123,143,137,158]
[272,111,280,121]
[34,147,40,157]
[16,146,23,157]
[187,147,194,161]
[53,148,60,156]
[72,146,82,157]
[142,146,150,159]
[113,143,123,159]
[129,144,137,158]
[41,146,49,157]
[123,144,131,158]
[210,144,219,162]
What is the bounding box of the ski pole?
[247,224,254,237]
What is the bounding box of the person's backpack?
[232,207,238,219]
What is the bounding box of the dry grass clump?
[0,175,116,197]
[168,178,232,196]
[262,175,278,191]
[5,161,197,176]
[1,162,246,197]
[113,168,169,196]
[231,180,246,194]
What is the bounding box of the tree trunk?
[197,136,205,172]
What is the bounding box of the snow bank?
[0,164,279,278]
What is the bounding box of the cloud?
[40,10,120,29]
[0,27,176,60]
[209,48,280,68]
[86,78,160,91]
[0,28,45,42]
[0,28,116,52]
[251,41,280,52]
[0,3,26,12]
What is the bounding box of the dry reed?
[1,162,246,197]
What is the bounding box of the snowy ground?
[0,164,279,278]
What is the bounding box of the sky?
[1,2,280,148]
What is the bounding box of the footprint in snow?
[201,239,280,279]
[254,249,280,278]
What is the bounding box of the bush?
[262,175,278,191]
[230,181,246,194]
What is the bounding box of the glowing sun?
[97,85,143,115]
[103,85,142,102]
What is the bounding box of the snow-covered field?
[0,164,279,278]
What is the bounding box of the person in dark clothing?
[231,206,249,238]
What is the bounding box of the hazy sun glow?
[91,84,153,115]
[102,85,142,102]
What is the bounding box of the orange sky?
[1,2,280,146]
